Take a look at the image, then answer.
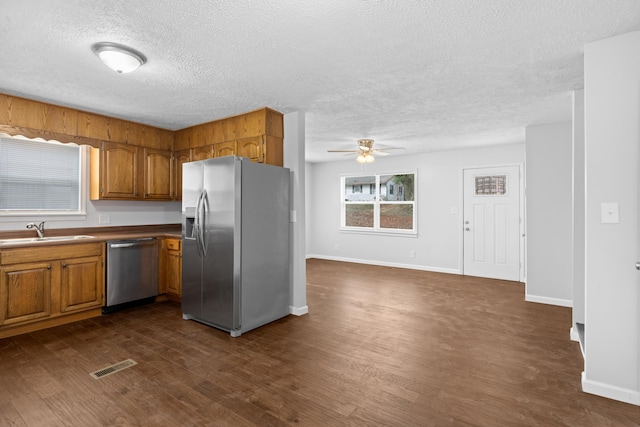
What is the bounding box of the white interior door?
[463,166,521,281]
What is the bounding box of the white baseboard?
[525,294,573,307]
[582,372,640,406]
[570,327,579,342]
[306,254,460,275]
[290,305,309,316]
[570,326,585,359]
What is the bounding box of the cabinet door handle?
[62,263,67,268]
[47,264,51,270]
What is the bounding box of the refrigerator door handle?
[194,190,204,257]
[200,190,209,256]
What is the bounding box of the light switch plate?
[601,203,619,224]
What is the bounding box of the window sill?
[339,228,418,237]
[0,211,87,220]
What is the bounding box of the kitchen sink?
[0,235,96,245]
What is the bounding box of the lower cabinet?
[159,238,182,301]
[0,243,104,338]
[0,262,52,326]
[60,255,104,313]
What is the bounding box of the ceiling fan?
[327,139,404,163]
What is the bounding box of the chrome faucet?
[26,221,46,239]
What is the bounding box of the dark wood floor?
[1,259,638,426]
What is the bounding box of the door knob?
[465,227,470,231]
[636,262,640,271]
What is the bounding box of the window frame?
[0,135,88,218]
[340,170,417,236]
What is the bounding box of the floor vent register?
[90,359,137,379]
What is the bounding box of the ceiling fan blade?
[327,149,359,153]
[374,151,390,156]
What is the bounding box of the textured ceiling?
[2,1,640,162]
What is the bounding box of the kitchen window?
[341,172,416,235]
[0,135,86,216]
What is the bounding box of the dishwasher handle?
[108,238,157,249]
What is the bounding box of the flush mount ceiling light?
[92,42,146,74]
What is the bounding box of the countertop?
[0,224,182,249]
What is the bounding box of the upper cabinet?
[173,149,191,201]
[0,93,285,203]
[191,145,214,161]
[214,141,237,158]
[237,136,262,162]
[90,144,174,201]
[173,107,283,166]
[90,142,139,200]
[143,148,173,200]
[171,107,284,201]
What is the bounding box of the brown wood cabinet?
[174,149,191,201]
[191,145,214,161]
[60,255,103,313]
[174,107,283,165]
[90,143,175,201]
[237,136,263,162]
[0,262,52,326]
[143,148,173,200]
[160,238,182,301]
[0,242,104,338]
[0,94,79,137]
[78,112,128,143]
[0,93,286,204]
[90,142,139,200]
[213,140,237,158]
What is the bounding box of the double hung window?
[0,135,84,215]
[341,172,416,234]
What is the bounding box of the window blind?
[0,136,80,211]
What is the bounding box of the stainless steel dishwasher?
[104,238,159,313]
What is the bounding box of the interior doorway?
[463,165,522,281]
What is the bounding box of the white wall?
[583,31,640,405]
[307,144,524,273]
[572,90,586,332]
[283,111,308,315]
[306,162,314,256]
[525,122,573,307]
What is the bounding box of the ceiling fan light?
[356,152,375,163]
[92,42,146,74]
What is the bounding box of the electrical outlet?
[409,250,416,258]
[99,214,110,224]
[334,244,339,251]
[601,202,619,224]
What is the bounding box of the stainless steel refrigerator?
[181,156,290,337]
